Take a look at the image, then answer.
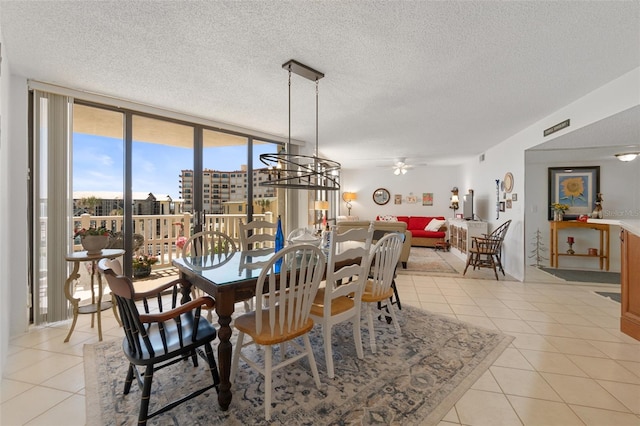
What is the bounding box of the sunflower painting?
[560,176,586,205]
[548,166,600,220]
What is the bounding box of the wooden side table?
[549,221,610,271]
[64,248,125,342]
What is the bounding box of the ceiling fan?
[392,158,412,175]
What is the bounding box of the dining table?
[173,249,277,411]
[172,242,367,411]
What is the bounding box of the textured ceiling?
[1,1,638,169]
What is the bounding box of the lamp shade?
[342,192,357,202]
[314,200,329,210]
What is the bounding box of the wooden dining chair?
[98,258,220,426]
[230,243,326,420]
[309,223,374,379]
[463,219,512,280]
[361,233,404,353]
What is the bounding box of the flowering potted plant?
[132,253,159,278]
[550,203,569,221]
[73,226,112,255]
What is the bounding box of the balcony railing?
[73,212,274,270]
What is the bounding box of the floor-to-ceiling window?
[30,89,286,324]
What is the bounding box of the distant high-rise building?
[179,166,276,214]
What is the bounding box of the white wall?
[340,165,461,220]
[0,16,8,377]
[1,22,30,376]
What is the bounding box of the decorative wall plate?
[373,188,390,205]
[503,172,514,193]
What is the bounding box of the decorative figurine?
[591,193,604,219]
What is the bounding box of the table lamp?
[342,192,357,215]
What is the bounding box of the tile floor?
[1,265,639,425]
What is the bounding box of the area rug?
[541,268,620,284]
[85,305,513,426]
[398,247,459,276]
[595,291,621,303]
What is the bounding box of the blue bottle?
[275,215,284,252]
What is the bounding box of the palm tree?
[78,196,101,215]
[256,198,271,213]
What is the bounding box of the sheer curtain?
[32,90,72,324]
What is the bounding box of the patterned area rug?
[85,305,512,425]
[398,247,459,276]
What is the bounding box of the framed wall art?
[394,194,402,204]
[548,166,600,220]
[499,201,505,212]
[406,194,417,204]
[422,192,433,206]
[506,199,512,209]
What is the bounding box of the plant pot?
[553,210,564,222]
[133,265,152,278]
[81,235,110,255]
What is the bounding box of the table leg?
[96,266,104,341]
[64,261,81,343]
[216,292,235,411]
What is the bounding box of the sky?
[73,133,275,199]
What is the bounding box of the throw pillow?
[378,215,398,222]
[425,218,446,231]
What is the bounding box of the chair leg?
[385,299,401,334]
[124,363,135,394]
[204,342,220,388]
[303,334,321,388]
[353,313,364,360]
[366,303,377,354]
[391,281,402,310]
[264,345,273,421]
[490,257,499,280]
[463,253,473,275]
[322,324,335,379]
[138,365,154,426]
[230,332,245,384]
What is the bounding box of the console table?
[63,248,124,342]
[549,221,610,271]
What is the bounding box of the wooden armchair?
[98,258,220,426]
[463,220,511,280]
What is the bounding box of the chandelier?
[260,60,341,191]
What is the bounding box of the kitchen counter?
[587,218,640,236]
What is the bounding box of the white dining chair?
[361,232,404,353]
[230,243,326,420]
[309,222,374,379]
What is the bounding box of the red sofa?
[377,216,447,247]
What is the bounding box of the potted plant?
[132,253,159,278]
[550,203,569,222]
[74,226,112,255]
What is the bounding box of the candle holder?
[567,238,575,255]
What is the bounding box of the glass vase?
[553,210,564,222]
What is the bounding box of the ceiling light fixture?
[615,152,640,162]
[260,60,341,191]
[393,158,409,175]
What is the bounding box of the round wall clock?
[503,172,514,193]
[373,188,391,205]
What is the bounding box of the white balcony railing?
[73,212,274,270]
